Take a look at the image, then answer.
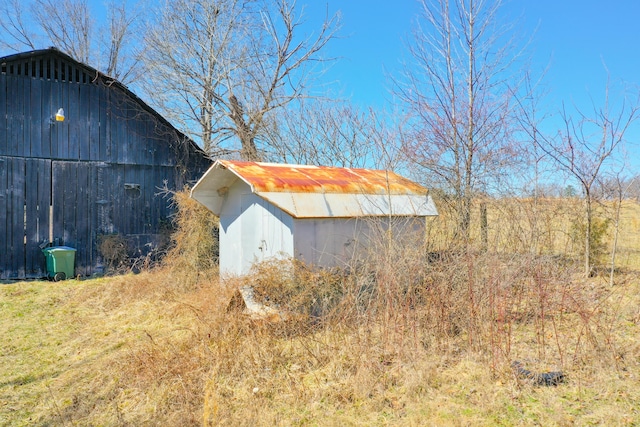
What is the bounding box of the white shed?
[190,160,438,276]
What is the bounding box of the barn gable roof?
[191,160,438,218]
[0,47,207,159]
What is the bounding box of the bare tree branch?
[0,0,39,51]
[394,0,527,243]
[534,81,640,276]
[31,0,93,63]
[141,0,341,159]
[262,98,388,168]
[0,0,144,86]
[99,0,144,85]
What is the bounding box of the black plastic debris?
[512,361,565,386]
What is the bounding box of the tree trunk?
[464,0,475,246]
[241,136,260,161]
[480,202,488,252]
[584,194,592,277]
[229,94,261,161]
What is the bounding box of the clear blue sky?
[304,0,640,172]
[307,0,640,106]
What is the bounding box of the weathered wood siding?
[0,51,210,279]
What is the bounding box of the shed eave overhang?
[255,191,438,219]
[190,160,240,215]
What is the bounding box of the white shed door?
[240,195,263,272]
[239,194,294,274]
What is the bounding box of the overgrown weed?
[162,188,219,289]
[3,197,640,425]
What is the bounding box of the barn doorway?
[0,157,98,279]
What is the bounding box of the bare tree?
[0,0,38,51]
[262,99,390,168]
[99,1,144,85]
[512,72,557,254]
[534,84,640,276]
[141,0,340,159]
[394,0,525,244]
[31,0,93,63]
[601,170,637,286]
[0,0,143,85]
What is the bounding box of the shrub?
[163,188,219,288]
[97,234,129,272]
[570,215,611,266]
[246,258,345,320]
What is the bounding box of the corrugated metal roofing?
[191,160,438,218]
[218,160,428,195]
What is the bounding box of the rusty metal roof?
[217,160,429,195]
[191,160,438,218]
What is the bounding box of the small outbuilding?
[191,160,438,276]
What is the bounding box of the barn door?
[0,158,99,279]
[0,157,51,279]
[51,160,96,276]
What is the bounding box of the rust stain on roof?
[219,160,428,196]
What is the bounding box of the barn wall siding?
[0,51,210,279]
[0,67,199,167]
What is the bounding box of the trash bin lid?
[44,246,77,252]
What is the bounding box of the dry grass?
[456,198,640,269]
[1,197,640,426]
[2,266,639,426]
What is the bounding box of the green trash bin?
[42,246,76,281]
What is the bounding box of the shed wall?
[218,182,429,276]
[293,218,362,267]
[293,216,426,268]
[219,180,294,276]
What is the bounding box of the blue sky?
[303,0,640,173]
[78,0,640,111]
[306,1,640,106]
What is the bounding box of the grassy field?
[1,199,640,426]
[2,269,640,426]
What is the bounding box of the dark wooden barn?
[0,48,211,279]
